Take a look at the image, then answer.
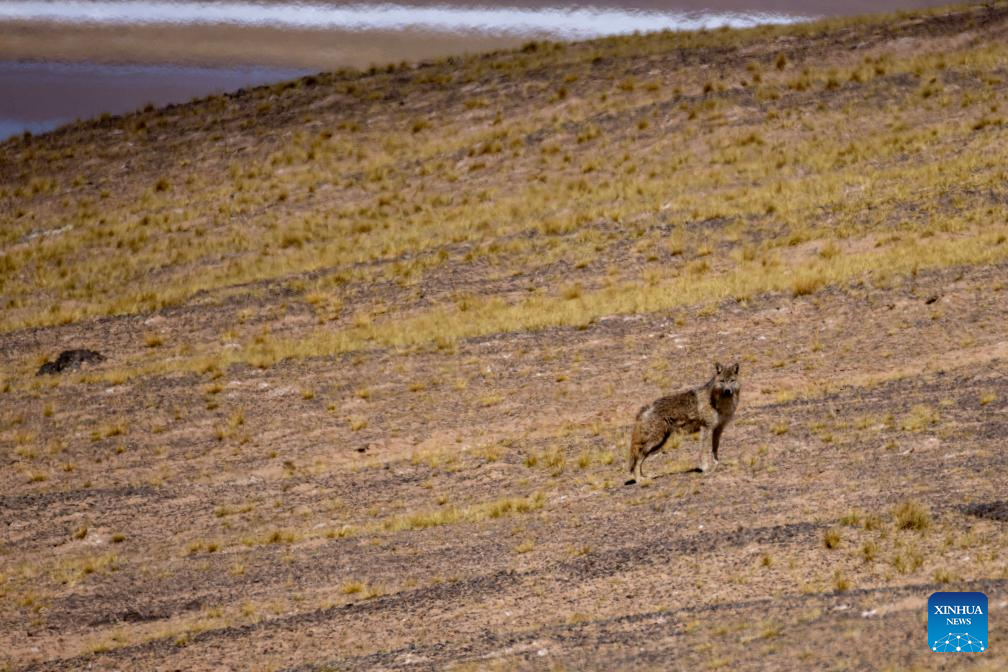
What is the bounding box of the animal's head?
[712,361,741,403]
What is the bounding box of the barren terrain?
[2,3,1008,670]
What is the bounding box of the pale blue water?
[0,61,311,141]
[0,118,66,139]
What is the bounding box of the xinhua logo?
[929,592,987,652]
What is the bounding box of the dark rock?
[36,349,105,376]
[963,501,1008,522]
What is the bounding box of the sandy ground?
[2,262,1007,671]
[2,3,1008,670]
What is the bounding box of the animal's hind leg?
[632,443,651,482]
[627,446,647,484]
[627,433,662,484]
[632,453,644,483]
[636,433,669,481]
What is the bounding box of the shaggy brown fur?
[626,362,740,484]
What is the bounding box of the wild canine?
[625,361,740,484]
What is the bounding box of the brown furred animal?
[626,361,740,484]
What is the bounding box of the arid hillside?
[2,3,1008,670]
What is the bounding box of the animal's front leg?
[710,424,724,472]
[698,427,710,473]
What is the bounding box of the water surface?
[0,61,310,140]
[0,1,813,38]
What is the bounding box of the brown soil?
[4,262,1008,671]
[2,4,1008,671]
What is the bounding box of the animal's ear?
[714,361,723,375]
[731,363,740,376]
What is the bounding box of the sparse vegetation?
[891,547,925,574]
[893,500,931,532]
[515,540,535,554]
[2,5,1007,669]
[380,492,546,533]
[861,540,879,563]
[340,580,383,599]
[838,510,861,527]
[900,405,939,432]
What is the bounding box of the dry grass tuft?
[892,500,931,532]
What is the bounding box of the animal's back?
[649,389,705,433]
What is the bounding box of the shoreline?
[0,61,312,139]
[0,0,957,138]
[0,22,531,139]
[0,1,954,69]
[0,21,531,69]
